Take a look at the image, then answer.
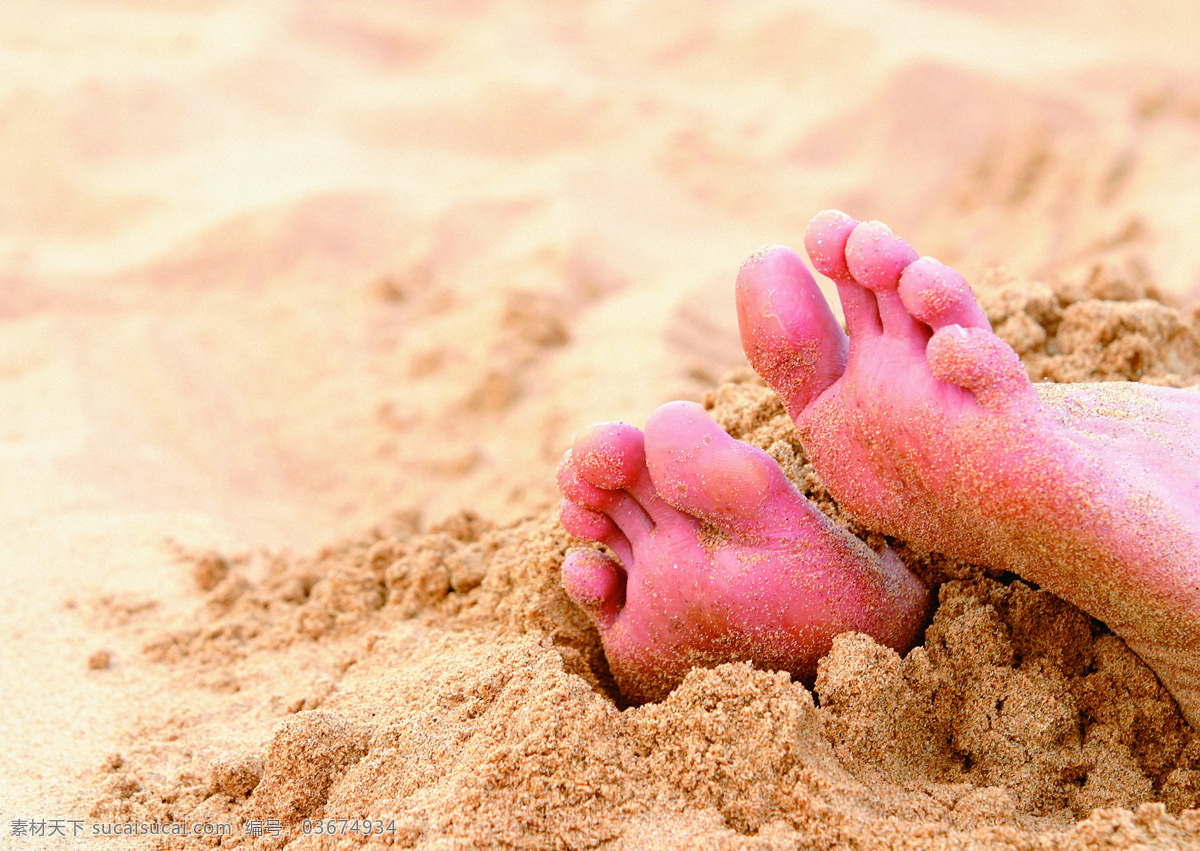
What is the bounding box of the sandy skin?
[557,405,929,703]
[559,209,1200,723]
[737,210,1200,726]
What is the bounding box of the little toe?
[804,209,881,338]
[926,324,1032,412]
[736,244,849,418]
[645,401,839,543]
[899,257,991,331]
[562,549,625,629]
[845,220,926,344]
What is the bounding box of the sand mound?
[87,276,1200,849]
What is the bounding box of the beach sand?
[3,2,1200,848]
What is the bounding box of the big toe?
[644,401,838,543]
[736,245,848,418]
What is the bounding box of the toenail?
[948,324,969,339]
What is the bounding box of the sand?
[4,1,1200,849]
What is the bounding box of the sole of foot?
[736,209,1200,726]
[558,400,929,704]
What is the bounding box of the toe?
[557,451,621,513]
[845,220,927,346]
[736,244,848,418]
[571,422,646,490]
[559,499,633,566]
[644,401,842,543]
[562,550,625,629]
[569,423,657,539]
[844,220,919,290]
[926,324,1032,412]
[804,209,882,338]
[898,257,991,331]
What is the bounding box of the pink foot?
[557,401,929,703]
[737,211,1200,726]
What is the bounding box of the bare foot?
[557,400,929,703]
[737,210,1200,725]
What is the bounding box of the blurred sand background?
[4,1,1200,847]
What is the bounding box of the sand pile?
[86,273,1200,849]
[8,3,1200,850]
